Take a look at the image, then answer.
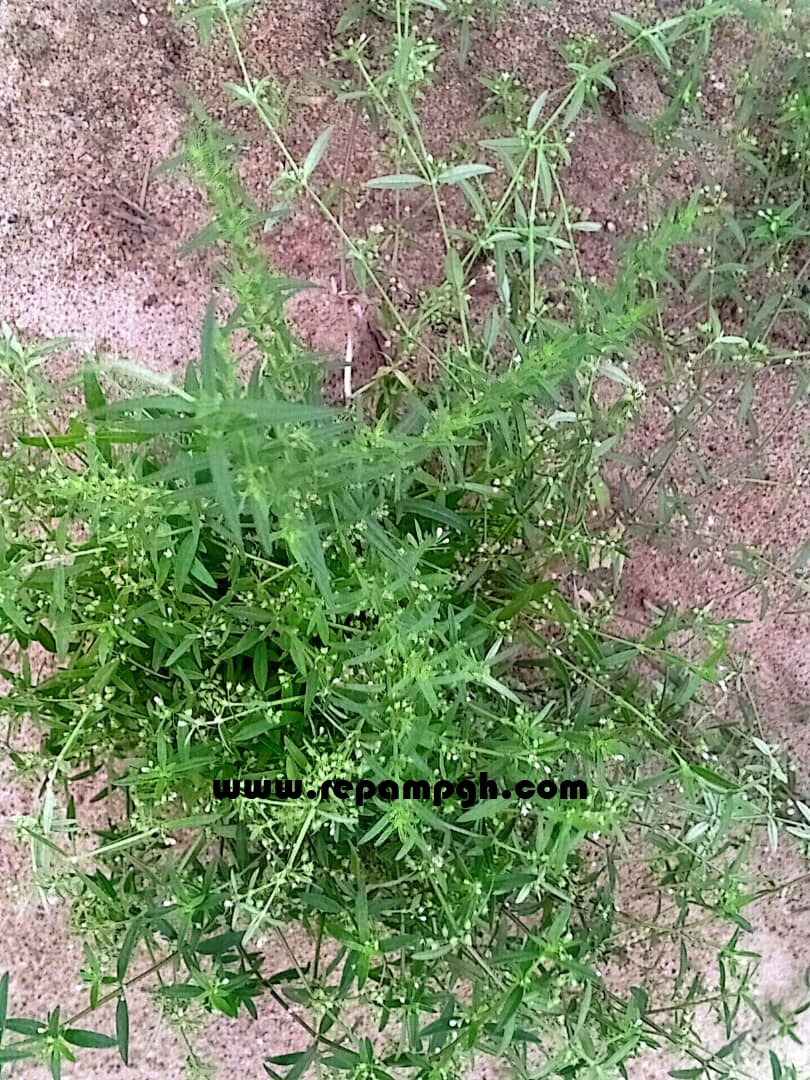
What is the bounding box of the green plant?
[478,71,530,130]
[1,2,808,1079]
[556,35,615,113]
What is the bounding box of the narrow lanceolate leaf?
[527,90,549,130]
[253,638,268,690]
[688,764,736,793]
[99,360,195,402]
[62,1029,118,1049]
[286,516,332,604]
[478,671,522,705]
[0,1048,34,1063]
[365,173,428,190]
[4,1019,46,1036]
[397,498,472,534]
[456,176,487,219]
[96,394,197,416]
[436,163,494,185]
[224,81,256,108]
[180,220,220,257]
[190,557,217,589]
[536,145,553,208]
[196,930,245,955]
[217,399,329,424]
[0,971,8,1046]
[82,366,106,411]
[209,443,243,547]
[115,998,129,1066]
[562,81,587,129]
[302,127,333,182]
[611,12,645,37]
[646,33,672,70]
[200,300,222,398]
[117,920,142,984]
[445,247,464,290]
[174,524,200,593]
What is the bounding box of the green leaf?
[160,984,205,1000]
[219,627,263,661]
[210,993,238,1018]
[285,516,332,604]
[231,714,280,742]
[180,219,221,256]
[397,498,471,534]
[4,1018,46,1035]
[562,81,587,129]
[611,12,645,37]
[82,367,106,411]
[436,163,494,184]
[49,1048,63,1080]
[302,127,333,182]
[302,889,345,915]
[224,81,257,107]
[536,145,552,208]
[527,90,549,130]
[688,764,736,793]
[98,394,197,416]
[174,525,200,593]
[200,301,224,398]
[445,247,464,290]
[209,443,243,547]
[115,999,129,1066]
[18,432,86,450]
[0,1048,35,1063]
[458,798,509,822]
[335,2,367,34]
[573,980,593,1039]
[117,920,142,984]
[647,32,672,70]
[196,931,244,955]
[592,475,611,512]
[217,399,329,424]
[253,638,268,690]
[266,1050,318,1080]
[0,971,8,1039]
[99,359,195,402]
[478,670,522,704]
[365,173,428,190]
[190,558,218,589]
[163,635,197,668]
[62,1028,118,1049]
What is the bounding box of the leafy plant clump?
[1,2,807,1078]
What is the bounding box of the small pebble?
[139,11,149,26]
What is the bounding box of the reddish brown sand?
[1,1,808,1077]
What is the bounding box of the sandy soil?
[1,1,808,1077]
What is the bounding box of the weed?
[0,2,809,1079]
[478,71,530,130]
